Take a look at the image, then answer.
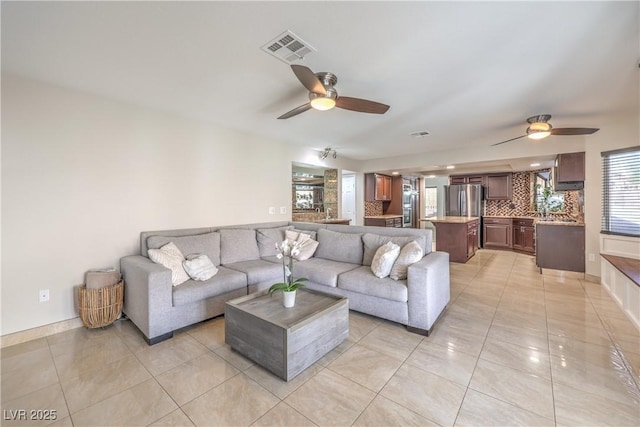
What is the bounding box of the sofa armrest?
[406,251,450,333]
[120,255,173,340]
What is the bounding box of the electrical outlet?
[39,289,49,303]
[280,206,287,214]
[588,253,595,262]
[268,207,276,215]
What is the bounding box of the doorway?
[341,172,356,225]
[424,186,438,218]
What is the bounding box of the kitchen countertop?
[311,218,351,224]
[483,215,584,226]
[364,214,402,219]
[535,219,584,226]
[424,216,480,224]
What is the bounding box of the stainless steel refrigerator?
[445,184,483,217]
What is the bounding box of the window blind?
[601,147,640,237]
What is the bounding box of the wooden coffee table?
[225,288,348,381]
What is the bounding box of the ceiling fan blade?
[491,135,527,146]
[277,103,312,120]
[335,97,390,114]
[550,127,600,136]
[291,65,326,95]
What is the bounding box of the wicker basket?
[78,281,124,328]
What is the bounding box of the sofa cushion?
[390,240,424,280]
[315,229,364,265]
[256,226,293,257]
[285,230,319,261]
[172,266,247,307]
[223,259,283,286]
[338,266,408,302]
[371,241,401,278]
[362,233,426,266]
[147,232,221,266]
[148,242,190,286]
[293,258,360,288]
[220,229,260,264]
[183,254,218,281]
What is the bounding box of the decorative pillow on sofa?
[315,229,364,265]
[147,232,221,266]
[292,228,317,241]
[219,229,260,264]
[362,233,426,266]
[389,240,424,280]
[285,230,319,261]
[256,226,294,257]
[371,241,401,278]
[182,254,218,281]
[148,242,190,286]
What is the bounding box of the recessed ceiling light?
[446,165,455,170]
[392,171,400,175]
[530,163,541,167]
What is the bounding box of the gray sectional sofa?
[120,221,450,344]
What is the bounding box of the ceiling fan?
[277,65,390,119]
[492,114,599,146]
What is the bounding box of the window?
[601,147,640,236]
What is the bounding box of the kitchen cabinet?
[450,175,484,185]
[431,217,479,263]
[555,152,585,182]
[364,215,402,228]
[512,219,535,254]
[483,217,512,249]
[365,173,392,201]
[485,174,512,200]
[467,220,479,259]
[536,223,585,272]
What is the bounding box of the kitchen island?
[427,216,480,263]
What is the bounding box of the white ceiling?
[2,1,638,163]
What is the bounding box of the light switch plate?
[268,207,276,215]
[280,206,287,214]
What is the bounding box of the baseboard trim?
[584,273,601,284]
[540,268,585,280]
[1,317,84,348]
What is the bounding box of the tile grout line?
[578,278,640,395]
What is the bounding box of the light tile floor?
[2,250,639,426]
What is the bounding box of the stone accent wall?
[323,169,338,216]
[485,170,582,219]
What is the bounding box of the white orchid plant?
[268,239,308,295]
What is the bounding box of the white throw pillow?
[390,240,424,280]
[370,241,401,279]
[183,254,218,281]
[148,242,190,286]
[285,230,319,261]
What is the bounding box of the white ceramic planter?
[283,290,296,308]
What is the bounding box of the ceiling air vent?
[410,131,430,137]
[261,30,316,64]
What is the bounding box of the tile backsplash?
[484,171,582,220]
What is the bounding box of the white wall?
[1,76,293,335]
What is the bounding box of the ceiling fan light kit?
[492,114,599,146]
[278,65,389,119]
[527,122,552,140]
[309,89,337,110]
